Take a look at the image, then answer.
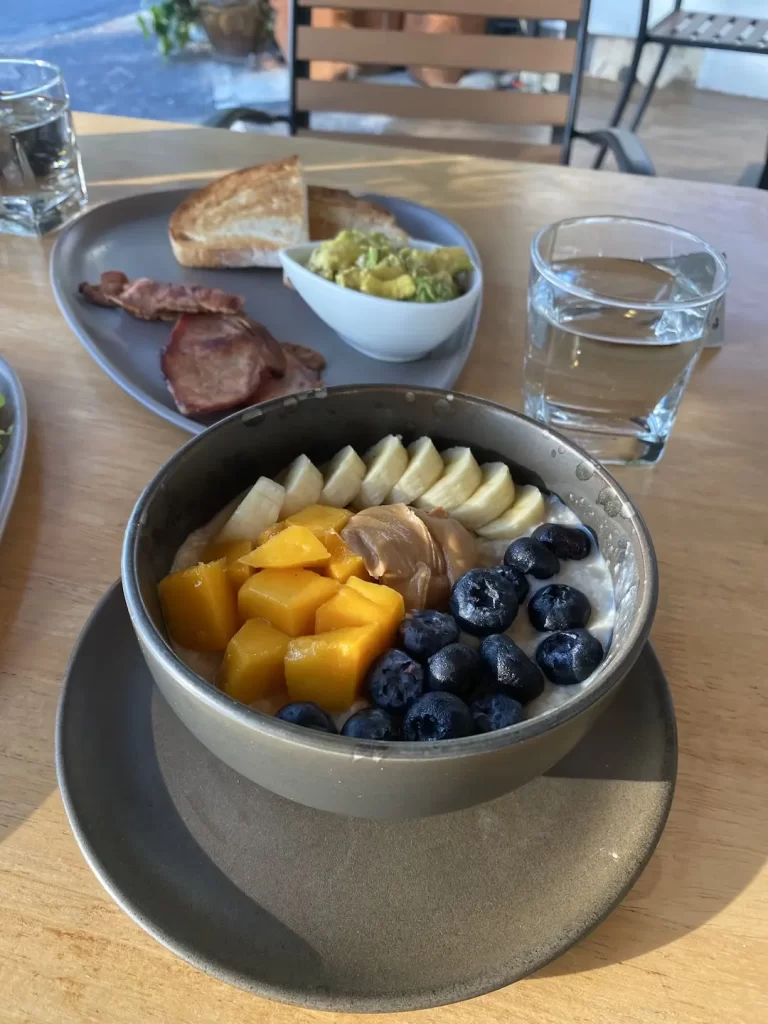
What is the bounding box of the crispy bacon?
[251,350,321,404]
[79,272,244,320]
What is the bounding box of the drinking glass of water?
[0,59,87,237]
[523,216,729,465]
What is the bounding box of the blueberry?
[491,564,530,603]
[504,538,560,579]
[366,649,424,713]
[450,568,519,637]
[426,643,483,701]
[403,692,473,741]
[397,609,459,661]
[532,523,592,560]
[536,629,604,685]
[479,633,545,704]
[341,707,400,740]
[277,702,337,733]
[471,693,525,733]
[528,584,591,632]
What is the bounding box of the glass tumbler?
[523,216,729,465]
[0,58,87,237]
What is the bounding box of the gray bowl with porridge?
[122,385,657,819]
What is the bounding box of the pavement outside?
[2,0,289,123]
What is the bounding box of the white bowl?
[279,239,482,363]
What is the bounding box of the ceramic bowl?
[122,386,657,819]
[279,240,482,363]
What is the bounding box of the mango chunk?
[258,522,286,545]
[241,524,331,571]
[286,504,351,542]
[202,538,255,591]
[238,568,340,636]
[285,625,382,712]
[322,531,369,584]
[158,558,240,652]
[220,618,290,704]
[315,583,395,647]
[346,577,405,638]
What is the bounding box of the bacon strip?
[79,272,244,320]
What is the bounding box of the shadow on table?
[0,420,57,843]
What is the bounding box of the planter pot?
[199,0,270,58]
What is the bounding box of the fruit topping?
[220,618,290,703]
[278,455,323,518]
[241,523,331,570]
[366,649,425,713]
[388,437,444,505]
[536,629,604,685]
[397,609,459,661]
[479,633,545,704]
[470,693,525,733]
[491,564,529,604]
[451,462,515,531]
[285,624,383,711]
[277,701,338,733]
[158,558,241,652]
[426,642,482,701]
[476,484,545,539]
[319,445,366,508]
[216,476,285,544]
[353,435,409,509]
[415,446,482,514]
[450,567,519,636]
[403,692,474,741]
[532,523,592,561]
[528,584,591,632]
[503,537,560,579]
[341,707,400,740]
[237,568,340,637]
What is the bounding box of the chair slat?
[297,0,582,19]
[297,27,577,73]
[297,80,569,125]
[300,128,562,161]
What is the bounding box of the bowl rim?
[279,238,482,310]
[122,384,658,763]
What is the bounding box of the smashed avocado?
[307,230,473,303]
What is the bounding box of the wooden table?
[1,113,766,1024]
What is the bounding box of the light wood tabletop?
[1,112,766,1024]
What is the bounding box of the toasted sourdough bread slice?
[169,156,309,269]
[308,185,408,242]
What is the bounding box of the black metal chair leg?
[592,0,651,169]
[628,41,672,132]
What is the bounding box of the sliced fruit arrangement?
[158,436,608,742]
[206,438,550,551]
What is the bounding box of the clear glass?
[0,59,87,237]
[523,216,729,465]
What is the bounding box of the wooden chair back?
[288,0,588,162]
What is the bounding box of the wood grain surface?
[0,114,766,1024]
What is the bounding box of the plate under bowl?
[57,582,677,1012]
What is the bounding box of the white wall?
[588,0,768,99]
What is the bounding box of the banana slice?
[388,436,444,505]
[216,477,285,544]
[320,445,366,508]
[476,485,545,539]
[451,462,516,531]
[278,455,323,518]
[415,447,482,513]
[352,435,409,510]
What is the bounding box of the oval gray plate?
[49,190,482,434]
[56,583,676,1013]
[0,356,27,543]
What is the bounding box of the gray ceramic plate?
[49,190,482,434]
[57,583,677,1013]
[0,356,27,543]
